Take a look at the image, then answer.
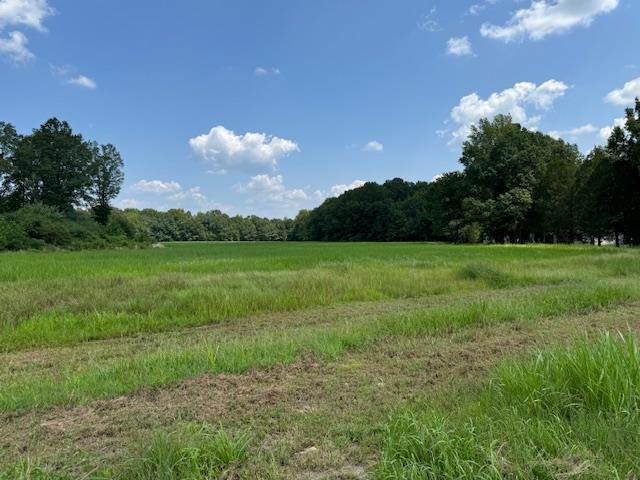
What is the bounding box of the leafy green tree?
[606,98,640,244]
[7,118,93,212]
[0,122,21,211]
[87,142,124,225]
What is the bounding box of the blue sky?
[1,0,639,218]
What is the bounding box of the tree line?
[292,100,640,245]
[1,99,638,250]
[0,118,295,250]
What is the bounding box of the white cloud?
[254,66,281,77]
[131,180,182,194]
[329,180,366,197]
[248,174,308,200]
[605,77,640,106]
[237,174,308,205]
[0,30,32,61]
[0,0,53,61]
[121,183,228,212]
[447,36,474,56]
[168,186,208,205]
[362,140,384,152]
[0,0,53,31]
[599,117,626,141]
[306,180,367,203]
[481,0,619,42]
[468,4,486,16]
[548,124,598,139]
[447,79,568,145]
[418,7,440,32]
[67,75,97,89]
[189,125,299,173]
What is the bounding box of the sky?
[1,0,639,218]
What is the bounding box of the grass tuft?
[115,423,250,480]
[376,333,640,479]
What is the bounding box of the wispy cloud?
[481,0,619,42]
[254,66,281,77]
[362,141,384,152]
[447,36,474,56]
[67,75,97,89]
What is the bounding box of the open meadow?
[1,242,640,479]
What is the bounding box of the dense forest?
[1,98,638,250]
[294,99,640,246]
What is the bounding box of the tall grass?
[114,423,249,480]
[1,281,634,412]
[376,333,640,479]
[2,243,638,351]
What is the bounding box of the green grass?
[1,243,640,478]
[376,333,640,479]
[1,280,636,412]
[1,243,638,352]
[113,423,250,480]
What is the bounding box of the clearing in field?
[1,243,640,479]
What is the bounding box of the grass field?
[1,242,639,479]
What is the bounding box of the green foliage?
[0,118,124,232]
[0,204,139,251]
[115,424,250,480]
[376,333,640,479]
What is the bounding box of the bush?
[0,205,145,252]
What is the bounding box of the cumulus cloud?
[238,174,308,201]
[0,0,53,31]
[254,66,281,77]
[606,77,640,106]
[329,180,366,197]
[481,0,619,42]
[548,124,598,139]
[447,80,568,145]
[131,180,182,194]
[0,30,32,61]
[0,0,53,61]
[189,125,299,173]
[308,180,367,203]
[67,75,97,89]
[599,117,626,141]
[447,36,474,56]
[362,141,384,152]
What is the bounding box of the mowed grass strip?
[1,279,635,413]
[376,332,640,479]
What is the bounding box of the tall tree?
[87,142,124,225]
[8,118,92,212]
[605,98,640,244]
[0,122,21,211]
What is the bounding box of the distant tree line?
[292,100,640,245]
[114,209,293,243]
[1,100,638,250]
[0,118,293,250]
